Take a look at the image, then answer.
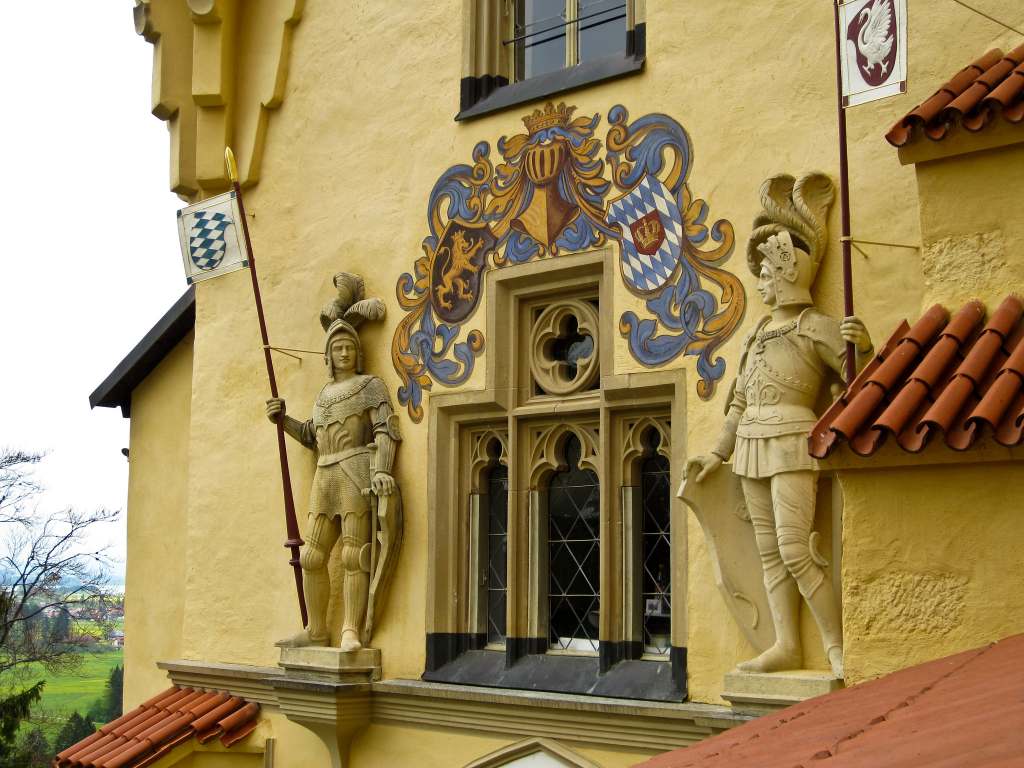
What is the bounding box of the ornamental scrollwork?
[392,102,747,422]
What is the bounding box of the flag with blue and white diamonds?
[607,174,683,294]
[176,190,248,284]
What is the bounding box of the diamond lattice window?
[486,464,509,645]
[548,434,601,652]
[640,434,671,655]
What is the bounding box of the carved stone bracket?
[270,677,372,768]
[133,0,304,199]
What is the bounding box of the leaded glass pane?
[548,435,600,652]
[486,464,509,645]
[514,0,567,81]
[641,450,671,655]
[578,0,627,64]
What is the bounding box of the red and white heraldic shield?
[839,0,908,107]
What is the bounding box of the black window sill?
[456,51,645,123]
[423,635,686,703]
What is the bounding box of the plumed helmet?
[324,318,364,376]
[754,230,815,307]
[746,172,835,308]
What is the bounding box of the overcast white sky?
[0,4,186,578]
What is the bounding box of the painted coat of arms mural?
[392,102,747,422]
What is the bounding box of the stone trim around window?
[456,0,646,122]
[424,249,690,701]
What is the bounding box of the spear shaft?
[225,147,308,627]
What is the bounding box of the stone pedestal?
[722,670,842,716]
[274,646,380,768]
[278,646,381,684]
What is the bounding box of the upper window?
[512,0,627,81]
[457,0,645,120]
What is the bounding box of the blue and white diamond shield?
[176,190,248,284]
[607,174,684,295]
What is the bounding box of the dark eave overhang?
[89,287,195,417]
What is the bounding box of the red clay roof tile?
[52,686,259,768]
[886,46,1024,146]
[809,295,1024,458]
[634,633,1024,768]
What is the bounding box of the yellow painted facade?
[114,1,1024,765]
[124,331,192,707]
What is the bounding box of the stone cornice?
[133,0,304,199]
[156,659,747,754]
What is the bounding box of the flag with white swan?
[839,0,908,107]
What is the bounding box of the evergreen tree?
[104,665,123,722]
[18,728,50,768]
[53,711,94,755]
[52,611,72,643]
[0,682,43,759]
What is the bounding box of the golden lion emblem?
[434,230,486,311]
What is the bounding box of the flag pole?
[225,147,308,627]
[832,0,857,385]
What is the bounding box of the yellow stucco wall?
[840,461,1024,685]
[124,331,193,707]
[122,0,1024,760]
[837,137,1024,686]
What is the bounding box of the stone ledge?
[155,660,749,754]
[370,679,747,752]
[158,659,282,706]
[722,670,842,717]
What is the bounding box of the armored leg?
[276,512,340,648]
[771,471,843,677]
[738,476,802,673]
[339,511,371,652]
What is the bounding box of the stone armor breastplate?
[313,378,375,455]
[737,321,825,438]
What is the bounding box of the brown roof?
[635,633,1024,768]
[53,686,260,768]
[886,44,1024,146]
[810,295,1024,458]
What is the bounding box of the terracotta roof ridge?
[885,44,1024,145]
[807,295,1024,458]
[52,686,261,768]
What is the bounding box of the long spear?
[225,146,308,626]
[831,0,856,385]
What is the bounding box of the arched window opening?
[548,433,600,652]
[640,429,670,655]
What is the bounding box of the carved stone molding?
[470,428,510,492]
[133,0,304,199]
[529,299,600,396]
[621,416,671,475]
[528,422,601,488]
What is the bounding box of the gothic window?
[426,253,684,701]
[547,434,600,652]
[486,463,510,645]
[639,431,671,655]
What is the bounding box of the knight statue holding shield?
[685,173,872,679]
[266,273,402,653]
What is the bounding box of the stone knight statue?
[685,173,872,679]
[266,273,402,653]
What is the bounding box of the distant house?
[107,630,125,649]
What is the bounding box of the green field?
[7,648,123,739]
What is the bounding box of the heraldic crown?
[523,102,575,133]
[634,217,664,250]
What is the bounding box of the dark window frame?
[456,22,645,122]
